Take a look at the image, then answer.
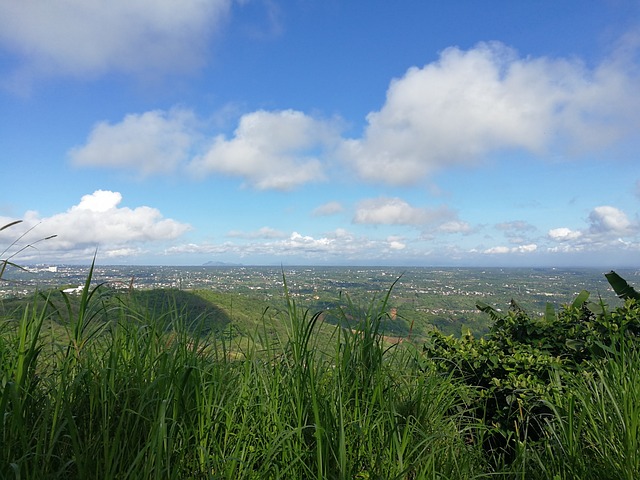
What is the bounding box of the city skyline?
[1,1,640,267]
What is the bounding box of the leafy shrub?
[423,271,640,463]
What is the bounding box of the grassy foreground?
[1,267,640,479]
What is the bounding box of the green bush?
[423,272,640,463]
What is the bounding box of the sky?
[1,0,640,267]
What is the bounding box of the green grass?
[523,342,640,480]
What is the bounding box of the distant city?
[2,264,636,311]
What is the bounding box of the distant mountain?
[202,261,243,267]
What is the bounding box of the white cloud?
[353,197,454,226]
[341,41,640,185]
[0,0,231,86]
[483,244,537,254]
[69,109,197,175]
[313,201,344,217]
[387,236,406,250]
[548,227,583,241]
[74,190,123,213]
[484,246,511,255]
[70,107,342,190]
[0,190,190,262]
[285,232,334,251]
[188,110,341,190]
[588,205,632,234]
[515,244,538,253]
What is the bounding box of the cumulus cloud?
[548,227,583,241]
[188,110,341,190]
[0,190,190,262]
[353,197,454,226]
[69,107,342,190]
[0,0,231,87]
[284,232,334,252]
[588,206,633,234]
[341,41,640,185]
[69,109,198,175]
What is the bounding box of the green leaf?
[544,303,556,323]
[565,338,584,351]
[570,290,590,309]
[605,271,640,301]
[476,301,503,321]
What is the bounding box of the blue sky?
[1,0,640,267]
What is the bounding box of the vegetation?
[423,276,640,469]
[1,223,640,478]
[1,268,487,479]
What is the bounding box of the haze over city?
[1,1,639,267]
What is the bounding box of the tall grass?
[526,340,640,480]
[0,269,487,479]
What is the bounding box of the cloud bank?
[3,197,637,266]
[66,41,640,191]
[165,228,406,264]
